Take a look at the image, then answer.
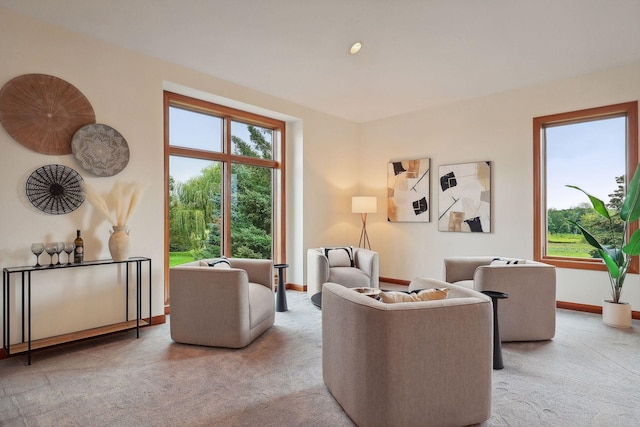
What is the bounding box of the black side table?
[275,263,289,312]
[481,290,509,370]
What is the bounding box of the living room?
[1,1,640,425]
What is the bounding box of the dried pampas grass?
[83,181,146,226]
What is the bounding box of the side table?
[274,263,288,312]
[481,290,509,370]
[310,292,322,309]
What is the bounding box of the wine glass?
[44,243,57,267]
[64,242,75,264]
[31,243,44,267]
[55,242,65,265]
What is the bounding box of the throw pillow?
[200,256,232,268]
[379,288,449,303]
[490,259,527,265]
[322,246,354,267]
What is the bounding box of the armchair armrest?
[307,248,330,297]
[229,258,274,290]
[443,256,495,283]
[353,248,379,288]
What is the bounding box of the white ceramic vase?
[602,300,632,328]
[108,225,130,261]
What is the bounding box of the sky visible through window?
[169,107,253,184]
[546,116,625,210]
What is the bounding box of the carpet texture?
[1,290,639,426]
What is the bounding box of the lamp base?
[358,213,371,249]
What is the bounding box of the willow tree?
[169,125,272,260]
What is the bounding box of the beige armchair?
[444,256,556,341]
[169,258,275,348]
[322,281,493,427]
[306,247,379,299]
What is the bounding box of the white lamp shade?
[352,196,377,214]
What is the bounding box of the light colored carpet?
[1,290,639,426]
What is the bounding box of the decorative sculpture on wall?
[438,161,491,232]
[0,74,96,155]
[72,123,130,176]
[387,158,430,222]
[25,164,85,215]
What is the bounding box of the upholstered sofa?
[444,256,556,341]
[306,246,379,299]
[169,257,275,348]
[322,281,493,427]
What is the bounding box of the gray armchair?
[306,247,379,299]
[322,281,493,427]
[169,258,275,348]
[444,256,556,341]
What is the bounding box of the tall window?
[534,101,638,272]
[164,92,285,298]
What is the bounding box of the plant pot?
[602,300,632,329]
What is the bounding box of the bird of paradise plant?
[566,164,640,304]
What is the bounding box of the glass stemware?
[64,242,75,264]
[44,243,57,267]
[31,243,44,267]
[55,242,65,265]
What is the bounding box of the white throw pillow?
[490,259,527,265]
[201,257,232,268]
[322,246,354,267]
[379,288,449,303]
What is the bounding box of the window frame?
[164,91,286,303]
[533,101,638,272]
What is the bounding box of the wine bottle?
[74,229,84,263]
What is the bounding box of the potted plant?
[567,165,640,328]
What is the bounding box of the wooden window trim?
[163,91,286,304]
[533,101,639,273]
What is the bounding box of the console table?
[3,257,151,365]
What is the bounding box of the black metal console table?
[3,257,151,365]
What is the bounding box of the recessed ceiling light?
[349,42,362,55]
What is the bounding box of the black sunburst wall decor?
[25,164,85,214]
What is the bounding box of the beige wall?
[360,62,640,309]
[1,6,639,348]
[0,8,359,344]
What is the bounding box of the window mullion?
[223,116,233,256]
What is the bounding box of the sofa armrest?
[229,258,274,290]
[306,248,330,296]
[443,256,495,283]
[353,248,379,288]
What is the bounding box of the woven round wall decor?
[0,74,96,155]
[72,123,130,176]
[25,164,85,215]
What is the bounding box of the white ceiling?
[2,0,640,123]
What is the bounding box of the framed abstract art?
[438,161,491,232]
[387,158,430,222]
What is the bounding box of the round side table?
[481,290,509,370]
[274,263,289,312]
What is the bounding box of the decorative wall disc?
[0,74,96,155]
[25,164,85,215]
[72,123,130,176]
